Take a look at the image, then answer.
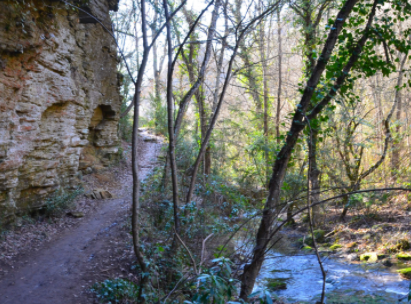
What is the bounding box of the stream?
[254,250,409,303]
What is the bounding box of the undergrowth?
[90,146,279,303]
[44,187,84,217]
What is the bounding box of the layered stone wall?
[0,0,122,219]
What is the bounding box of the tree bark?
[258,0,270,183]
[152,0,161,101]
[276,7,282,145]
[391,53,407,177]
[163,0,181,233]
[309,130,321,226]
[131,1,151,301]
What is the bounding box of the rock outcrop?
[0,0,122,220]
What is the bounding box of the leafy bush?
[44,188,83,217]
[189,257,239,304]
[145,94,168,136]
[92,278,139,303]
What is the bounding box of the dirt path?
[0,130,162,304]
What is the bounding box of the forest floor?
[287,201,411,268]
[0,129,163,304]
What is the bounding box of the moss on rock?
[360,253,378,263]
[330,244,343,250]
[397,267,411,279]
[264,278,288,291]
[397,253,411,260]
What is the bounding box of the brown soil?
[0,130,163,304]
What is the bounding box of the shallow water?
[255,251,409,303]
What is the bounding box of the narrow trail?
[0,130,162,304]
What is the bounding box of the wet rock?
[347,253,359,262]
[381,258,393,267]
[360,252,378,263]
[264,278,288,291]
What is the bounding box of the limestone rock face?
[0,0,121,218]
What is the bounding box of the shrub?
[44,188,83,217]
[92,278,139,303]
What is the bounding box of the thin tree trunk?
[152,0,161,101]
[276,7,282,144]
[391,53,407,177]
[164,0,181,233]
[234,0,262,112]
[131,1,151,301]
[309,130,321,226]
[258,0,270,182]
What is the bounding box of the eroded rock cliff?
[0,0,122,220]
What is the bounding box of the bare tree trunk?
[131,1,150,301]
[152,0,161,101]
[120,0,188,118]
[309,130,321,226]
[391,53,407,177]
[258,0,270,183]
[234,0,262,112]
[276,7,282,145]
[164,0,181,233]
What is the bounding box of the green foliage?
[118,73,133,142]
[92,278,139,303]
[145,94,168,136]
[264,278,288,291]
[44,188,83,217]
[248,289,277,304]
[189,257,239,304]
[397,267,411,279]
[347,193,364,209]
[329,243,343,250]
[118,110,133,142]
